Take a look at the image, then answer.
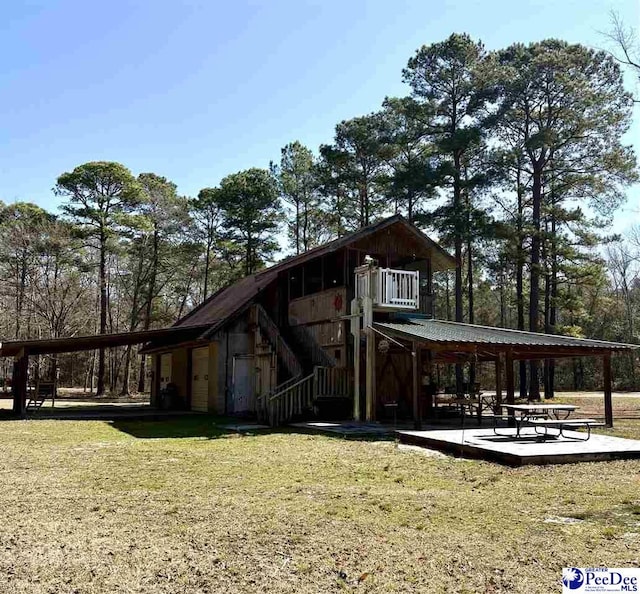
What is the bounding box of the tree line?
[1,32,639,397]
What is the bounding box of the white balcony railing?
[355,267,419,310]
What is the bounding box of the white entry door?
[160,353,172,391]
[232,355,255,414]
[191,347,209,412]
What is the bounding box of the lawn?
[0,416,639,593]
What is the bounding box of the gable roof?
[174,215,455,333]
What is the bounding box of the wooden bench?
[524,418,605,441]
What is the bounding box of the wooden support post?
[412,343,421,430]
[362,268,375,421]
[353,331,361,422]
[365,326,376,421]
[505,349,515,426]
[505,350,515,405]
[495,355,503,412]
[12,350,28,417]
[603,352,613,428]
[425,350,434,416]
[350,298,361,421]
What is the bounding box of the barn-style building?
[0,215,633,428]
[140,215,455,422]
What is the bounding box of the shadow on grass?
[1,404,400,442]
[110,416,398,442]
[109,415,258,439]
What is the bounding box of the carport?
[0,325,209,416]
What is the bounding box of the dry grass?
[556,394,640,419]
[0,416,639,593]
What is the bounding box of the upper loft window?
[289,266,303,300]
[324,251,344,288]
[288,251,347,300]
[304,258,323,294]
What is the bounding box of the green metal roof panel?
[374,319,636,350]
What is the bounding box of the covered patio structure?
[0,325,208,416]
[373,318,638,429]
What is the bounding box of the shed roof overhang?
[0,325,210,358]
[374,319,637,360]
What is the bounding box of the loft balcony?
[355,266,419,311]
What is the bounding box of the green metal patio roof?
[374,319,636,352]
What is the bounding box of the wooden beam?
[412,342,421,430]
[603,352,613,428]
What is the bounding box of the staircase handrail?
[254,304,303,378]
[263,366,351,426]
[266,372,315,426]
[288,317,338,368]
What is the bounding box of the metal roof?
[0,325,209,357]
[374,319,636,351]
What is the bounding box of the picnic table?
[453,395,496,424]
[496,404,603,441]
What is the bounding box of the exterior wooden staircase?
[253,304,351,426]
[254,304,303,379]
[257,365,351,426]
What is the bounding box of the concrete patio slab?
[290,421,398,438]
[397,427,640,465]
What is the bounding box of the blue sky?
[1,0,639,232]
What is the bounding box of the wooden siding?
[289,287,347,326]
[376,350,414,418]
[289,287,348,325]
[306,320,345,347]
[288,287,347,367]
[350,225,433,263]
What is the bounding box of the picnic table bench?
[525,417,605,441]
[453,395,496,425]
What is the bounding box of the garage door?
[191,347,209,412]
[160,353,172,391]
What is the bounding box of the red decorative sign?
[334,293,343,311]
